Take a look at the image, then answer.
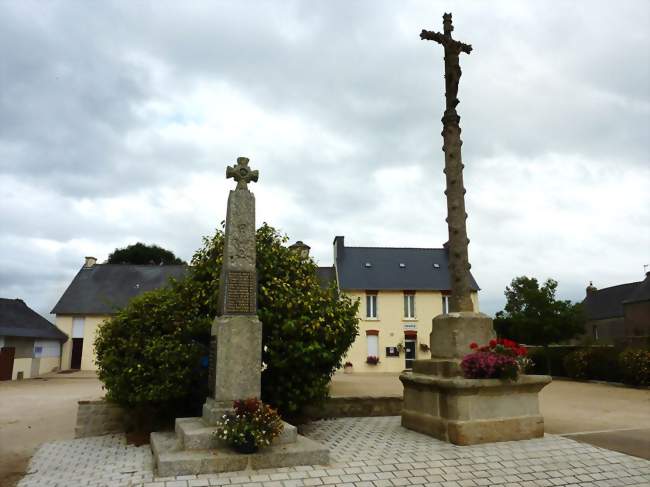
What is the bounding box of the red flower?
[489,339,497,348]
[470,342,478,349]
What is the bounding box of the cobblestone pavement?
[18,417,650,487]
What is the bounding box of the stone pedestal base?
[400,370,551,445]
[211,315,262,406]
[151,416,329,476]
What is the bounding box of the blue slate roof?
[0,298,68,340]
[334,238,480,291]
[51,264,188,315]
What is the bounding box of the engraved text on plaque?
[225,271,256,314]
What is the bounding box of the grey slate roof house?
[52,259,188,315]
[321,237,481,372]
[52,257,188,371]
[0,298,67,380]
[583,272,650,343]
[332,236,480,292]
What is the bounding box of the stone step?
[175,417,298,450]
[151,431,328,477]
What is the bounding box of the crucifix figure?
[226,157,259,191]
[421,13,474,313]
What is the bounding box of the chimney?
[586,281,597,296]
[84,256,97,268]
[333,236,345,263]
[289,240,310,259]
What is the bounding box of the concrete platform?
[151,430,329,477]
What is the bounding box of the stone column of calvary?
[400,14,550,446]
[203,157,263,424]
[421,13,495,368]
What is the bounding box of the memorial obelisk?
[400,13,550,445]
[152,159,329,475]
[203,156,263,423]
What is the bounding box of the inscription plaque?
[225,271,256,314]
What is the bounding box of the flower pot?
[343,366,353,374]
[232,435,258,454]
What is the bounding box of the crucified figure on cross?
[421,13,472,114]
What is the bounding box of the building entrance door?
[404,339,416,369]
[0,347,16,380]
[71,338,83,369]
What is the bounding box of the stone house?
[583,272,650,344]
[51,257,187,370]
[317,236,480,373]
[0,298,68,380]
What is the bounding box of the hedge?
[562,347,650,387]
[526,345,649,387]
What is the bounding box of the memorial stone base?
[400,311,551,446]
[151,314,329,476]
[151,416,329,476]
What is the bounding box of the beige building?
[51,257,187,370]
[321,237,480,373]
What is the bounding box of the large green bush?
[618,349,650,386]
[95,223,359,422]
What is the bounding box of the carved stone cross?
[226,157,259,191]
[421,13,474,313]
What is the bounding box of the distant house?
[51,257,187,370]
[315,236,480,372]
[583,272,650,343]
[0,298,68,380]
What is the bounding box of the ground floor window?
[366,330,379,358]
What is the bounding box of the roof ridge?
[90,263,188,267]
[592,281,642,292]
[344,246,446,251]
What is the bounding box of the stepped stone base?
[400,370,551,445]
[151,416,329,476]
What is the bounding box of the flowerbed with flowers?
[461,338,532,381]
[214,398,283,453]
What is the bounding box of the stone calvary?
[399,13,551,445]
[151,157,328,476]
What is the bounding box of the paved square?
[18,417,650,487]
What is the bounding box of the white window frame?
[442,295,450,314]
[366,334,379,357]
[404,292,415,319]
[365,293,377,319]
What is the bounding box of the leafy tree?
[493,276,585,374]
[107,242,186,265]
[95,224,359,423]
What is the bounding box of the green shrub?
[95,224,359,423]
[618,349,650,386]
[586,347,621,382]
[527,346,577,376]
[563,349,592,380]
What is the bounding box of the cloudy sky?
[1,1,648,319]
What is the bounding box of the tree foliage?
[107,242,186,265]
[494,276,585,347]
[95,224,359,420]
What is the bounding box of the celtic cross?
[226,157,259,191]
